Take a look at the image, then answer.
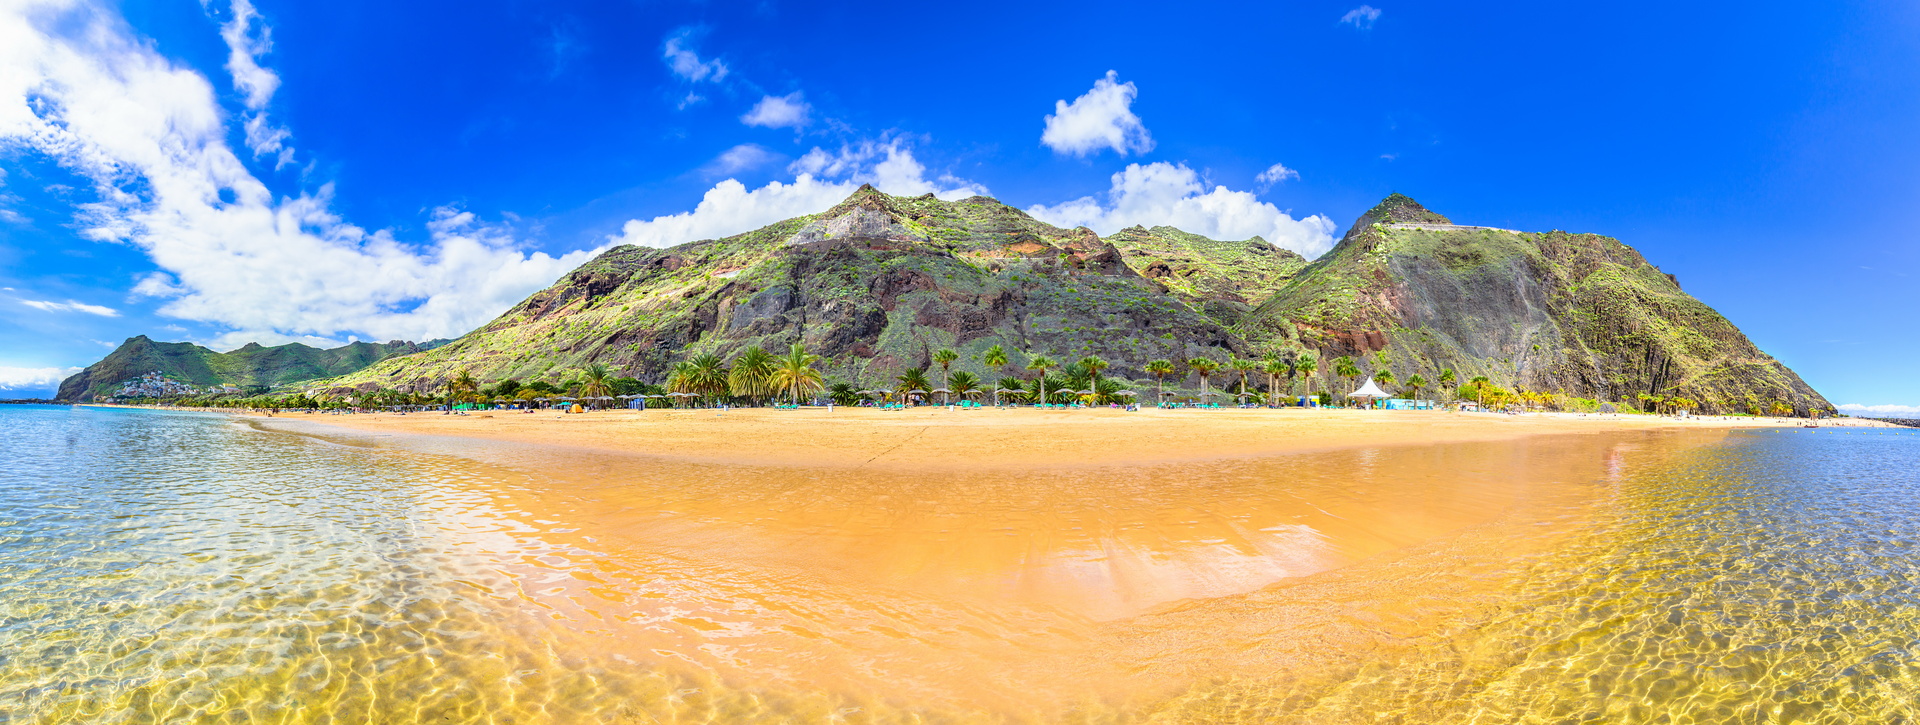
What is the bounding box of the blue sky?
[1,0,1916,412]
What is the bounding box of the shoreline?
[89,403,1900,470]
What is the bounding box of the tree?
[1333,356,1361,405]
[896,367,932,404]
[668,353,729,406]
[1294,353,1318,395]
[932,348,959,404]
[1263,355,1290,407]
[769,343,824,404]
[1770,401,1794,417]
[728,346,777,404]
[949,371,980,402]
[1026,355,1057,406]
[1374,368,1396,387]
[1079,355,1109,402]
[982,345,1010,405]
[1230,356,1259,403]
[996,376,1030,403]
[579,363,614,401]
[827,382,860,406]
[1145,359,1175,407]
[1187,356,1220,404]
[444,369,480,409]
[1438,368,1457,400]
[1405,373,1427,401]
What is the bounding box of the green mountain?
[59,336,448,401]
[1235,194,1828,413]
[316,187,1826,414]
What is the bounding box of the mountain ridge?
[57,336,449,401]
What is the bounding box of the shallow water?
[2,405,1918,722]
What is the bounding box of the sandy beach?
[229,405,1896,469]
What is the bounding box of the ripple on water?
[5,407,1920,723]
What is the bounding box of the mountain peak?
[1364,193,1451,226]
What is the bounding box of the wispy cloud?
[1041,70,1153,157]
[215,0,293,167]
[706,144,779,175]
[20,299,119,316]
[1839,403,1920,416]
[741,92,810,129]
[0,366,83,392]
[1255,162,1299,192]
[1340,5,1382,29]
[662,28,728,83]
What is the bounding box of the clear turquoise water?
[4,404,1920,723]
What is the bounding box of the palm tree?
[1026,355,1057,406]
[1374,368,1396,387]
[1333,356,1361,405]
[949,371,980,402]
[445,369,479,409]
[669,353,729,406]
[896,367,932,404]
[1263,355,1289,407]
[1230,356,1259,403]
[1405,373,1427,401]
[996,376,1029,403]
[579,363,614,401]
[1079,355,1108,399]
[768,343,824,404]
[932,348,959,404]
[728,346,777,405]
[1294,353,1317,395]
[1438,368,1457,400]
[1187,356,1220,405]
[1145,359,1175,407]
[1465,375,1490,403]
[827,382,859,406]
[982,345,1010,405]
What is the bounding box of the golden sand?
[239,405,1887,470]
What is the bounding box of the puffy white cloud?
[216,0,291,166]
[1839,403,1920,416]
[1255,162,1299,191]
[741,92,810,129]
[1,0,595,346]
[19,298,118,316]
[613,138,986,249]
[662,30,727,83]
[0,366,82,392]
[1028,162,1337,257]
[1041,70,1153,157]
[1340,5,1382,29]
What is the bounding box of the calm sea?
[2,404,1918,723]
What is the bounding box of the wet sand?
[238,406,1882,470]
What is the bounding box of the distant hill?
[57,336,449,401]
[314,186,1829,414]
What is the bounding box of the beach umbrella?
[906,389,928,394]
[930,388,951,394]
[1113,390,1137,396]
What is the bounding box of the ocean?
[3,404,1917,722]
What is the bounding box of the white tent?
[1350,379,1393,402]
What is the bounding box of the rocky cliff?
[1236,194,1829,413]
[58,336,446,401]
[316,188,1828,414]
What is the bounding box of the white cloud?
[662,30,727,83]
[20,298,119,316]
[612,138,986,249]
[741,92,810,129]
[1839,403,1920,417]
[707,143,778,174]
[1340,5,1382,29]
[1041,70,1153,157]
[1,0,596,345]
[216,0,292,166]
[1255,162,1299,192]
[1028,162,1338,257]
[0,366,82,392]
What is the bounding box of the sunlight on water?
[4,405,1919,723]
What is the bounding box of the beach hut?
[1349,379,1392,408]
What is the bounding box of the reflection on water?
[4,406,1920,723]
